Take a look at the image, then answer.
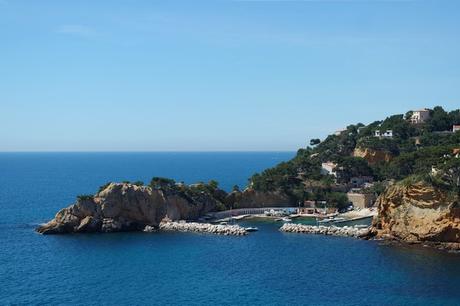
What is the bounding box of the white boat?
[318,217,334,224]
[245,227,258,232]
[331,217,346,223]
[318,217,346,224]
[282,217,292,222]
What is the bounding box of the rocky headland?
[36,181,290,234]
[371,181,460,250]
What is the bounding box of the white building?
[374,130,393,138]
[410,109,431,124]
[321,162,337,177]
[453,125,460,133]
[334,129,347,136]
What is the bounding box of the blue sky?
[1,0,459,151]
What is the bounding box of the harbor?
[209,206,377,226]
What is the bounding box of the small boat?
[281,217,292,222]
[245,227,259,232]
[318,217,334,224]
[274,218,283,222]
[219,221,228,225]
[318,217,346,224]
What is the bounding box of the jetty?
[280,223,371,238]
[145,221,248,236]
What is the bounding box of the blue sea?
[1,152,460,306]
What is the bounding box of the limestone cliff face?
[36,183,221,234]
[372,182,460,246]
[225,188,294,209]
[353,147,392,165]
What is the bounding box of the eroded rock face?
[36,183,222,234]
[372,182,460,245]
[353,147,392,165]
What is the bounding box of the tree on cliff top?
[150,177,176,189]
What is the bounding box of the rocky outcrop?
[36,183,223,234]
[280,223,371,238]
[36,182,295,235]
[353,147,392,165]
[371,182,460,249]
[225,188,294,209]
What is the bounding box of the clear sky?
[1,0,459,151]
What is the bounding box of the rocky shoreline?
[280,223,371,238]
[145,221,248,236]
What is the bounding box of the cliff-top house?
[410,108,431,124]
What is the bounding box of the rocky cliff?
[353,147,392,165]
[372,181,460,250]
[36,182,222,234]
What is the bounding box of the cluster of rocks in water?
[280,223,371,238]
[145,221,248,236]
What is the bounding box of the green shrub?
[77,194,94,201]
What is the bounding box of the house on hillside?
[347,190,376,209]
[410,109,431,124]
[334,129,347,136]
[349,176,374,188]
[321,162,337,177]
[454,148,460,158]
[453,125,460,133]
[374,130,393,138]
[297,201,317,215]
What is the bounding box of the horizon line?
[0,150,298,153]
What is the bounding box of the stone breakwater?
[280,223,370,238]
[145,221,248,236]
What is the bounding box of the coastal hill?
[249,106,460,210]
[37,106,460,248]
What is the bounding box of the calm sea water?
[1,152,460,306]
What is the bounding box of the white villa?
[374,130,393,138]
[321,162,337,177]
[334,129,347,136]
[453,125,460,133]
[410,109,431,124]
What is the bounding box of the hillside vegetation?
[249,106,460,209]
